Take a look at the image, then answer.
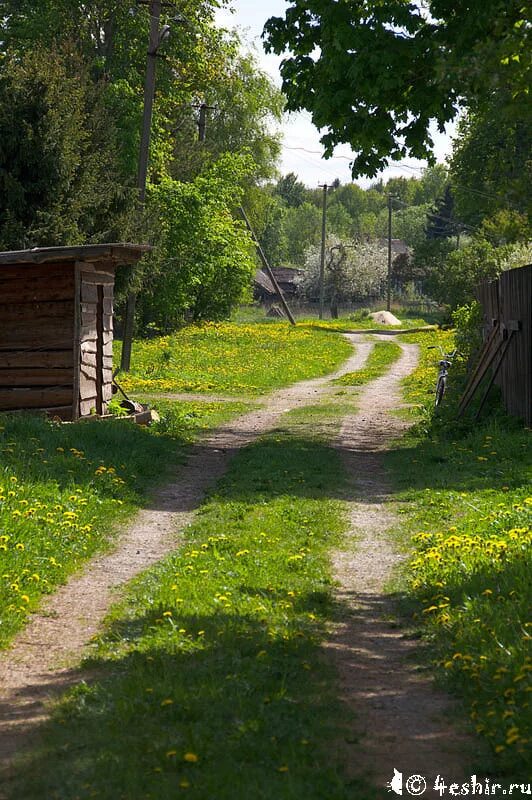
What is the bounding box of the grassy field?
[0,401,249,648]
[0,321,356,650]
[388,330,531,775]
[115,322,352,396]
[11,422,380,800]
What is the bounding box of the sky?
[215,0,456,189]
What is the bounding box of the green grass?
[333,341,402,386]
[11,425,380,800]
[387,330,532,776]
[0,401,249,648]
[115,321,352,396]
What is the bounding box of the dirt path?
[0,338,369,781]
[329,334,473,796]
[0,333,473,796]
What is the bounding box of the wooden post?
[387,194,392,312]
[239,207,296,326]
[319,183,328,319]
[120,0,162,372]
[72,263,82,421]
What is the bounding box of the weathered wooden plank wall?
[77,262,114,417]
[477,264,532,425]
[0,262,74,414]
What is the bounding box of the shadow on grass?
[0,412,189,500]
[6,602,386,800]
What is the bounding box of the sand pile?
[369,310,402,326]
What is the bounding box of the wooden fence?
[471,264,532,425]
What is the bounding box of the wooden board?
[0,388,72,411]
[0,321,72,350]
[0,300,72,323]
[0,369,73,387]
[0,350,73,369]
[0,273,75,304]
[80,372,97,400]
[79,397,97,417]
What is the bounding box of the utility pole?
[319,183,328,319]
[197,103,215,142]
[386,194,393,312]
[120,0,164,372]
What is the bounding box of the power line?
[282,145,523,211]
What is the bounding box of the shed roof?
[0,243,152,267]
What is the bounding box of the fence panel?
[476,264,532,425]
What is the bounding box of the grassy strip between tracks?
[10,418,384,800]
[333,340,402,387]
[388,329,531,776]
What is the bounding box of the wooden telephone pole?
[319,183,328,319]
[386,194,393,312]
[121,0,163,372]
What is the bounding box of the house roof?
[254,268,276,295]
[270,267,304,283]
[0,243,152,267]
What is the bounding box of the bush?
[426,239,532,311]
[452,301,483,360]
[137,155,256,332]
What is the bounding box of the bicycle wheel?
[435,375,446,407]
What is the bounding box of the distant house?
[253,266,303,303]
[253,269,276,301]
[270,267,304,297]
[377,238,410,258]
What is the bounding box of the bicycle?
[427,345,460,407]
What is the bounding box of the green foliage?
[283,202,322,265]
[264,1,530,176]
[426,238,532,310]
[452,301,483,360]
[426,186,457,240]
[138,155,257,329]
[479,210,531,245]
[450,93,532,229]
[274,172,308,207]
[0,47,133,249]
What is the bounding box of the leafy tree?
[426,238,532,310]
[411,165,448,206]
[137,155,256,330]
[264,1,530,176]
[299,236,387,314]
[479,210,530,245]
[327,202,354,240]
[170,49,283,184]
[449,93,532,228]
[284,202,322,265]
[0,47,132,250]
[274,172,308,207]
[426,185,457,240]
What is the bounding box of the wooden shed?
[0,243,150,420]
